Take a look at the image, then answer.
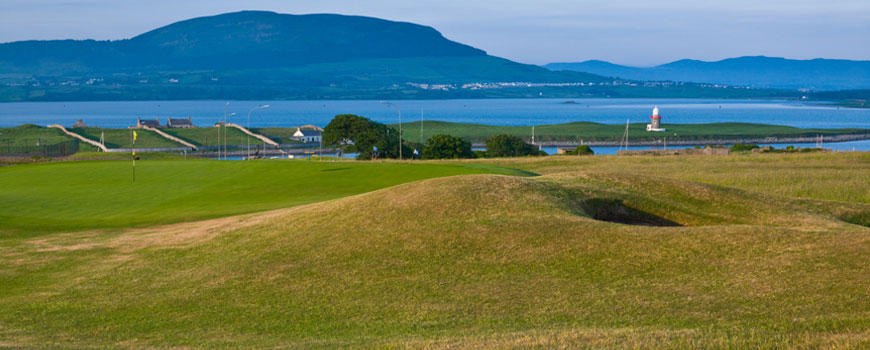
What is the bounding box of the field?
[394,120,870,143]
[251,127,308,144]
[0,153,868,348]
[0,158,530,235]
[161,126,253,147]
[71,127,181,149]
[0,125,71,148]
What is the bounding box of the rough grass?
[161,126,253,147]
[0,154,868,348]
[71,127,181,148]
[0,124,72,147]
[478,152,870,203]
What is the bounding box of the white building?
[292,128,322,143]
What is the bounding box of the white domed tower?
[646,105,666,132]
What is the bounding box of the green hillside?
[0,11,804,101]
[0,153,868,348]
[395,120,870,143]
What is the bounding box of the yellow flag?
[133,131,138,141]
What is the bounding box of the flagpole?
[132,129,136,183]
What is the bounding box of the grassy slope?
[161,126,253,147]
[0,159,530,235]
[479,152,870,203]
[251,127,306,144]
[394,120,870,143]
[0,154,868,348]
[0,125,73,147]
[70,127,181,148]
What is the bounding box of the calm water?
[1,98,869,129]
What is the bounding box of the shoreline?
[473,133,870,148]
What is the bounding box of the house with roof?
[71,119,89,128]
[167,117,195,128]
[292,127,322,143]
[135,117,162,128]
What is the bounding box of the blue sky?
[0,0,867,66]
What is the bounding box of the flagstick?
[131,129,136,183]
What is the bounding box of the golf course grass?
[0,153,868,348]
[0,158,532,235]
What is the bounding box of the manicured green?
[0,158,531,235]
[394,120,870,143]
[0,154,867,348]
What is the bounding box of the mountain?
[545,56,870,91]
[0,12,801,101]
[0,11,599,82]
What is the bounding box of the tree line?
[323,114,551,160]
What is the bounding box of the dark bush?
[485,134,541,157]
[422,134,475,159]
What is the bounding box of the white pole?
[247,105,270,160]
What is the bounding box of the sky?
[0,0,868,66]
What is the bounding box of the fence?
[0,139,80,157]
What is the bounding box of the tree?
[323,114,410,160]
[574,145,594,155]
[484,134,542,157]
[422,134,475,159]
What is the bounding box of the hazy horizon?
[0,0,868,66]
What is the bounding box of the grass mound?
[2,171,868,348]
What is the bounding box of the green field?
[251,127,307,144]
[394,120,870,143]
[161,126,252,147]
[1,153,869,348]
[3,122,867,154]
[0,158,530,235]
[0,124,73,148]
[70,127,181,148]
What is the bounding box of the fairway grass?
[0,159,531,235]
[0,153,868,348]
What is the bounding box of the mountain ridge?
[545,56,870,91]
[0,11,492,73]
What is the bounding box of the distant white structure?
[646,106,666,132]
[292,127,322,143]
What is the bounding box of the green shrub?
[422,134,475,159]
[731,143,759,152]
[485,134,541,158]
[574,145,594,155]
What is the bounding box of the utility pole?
[223,102,229,160]
[380,101,402,160]
[247,104,270,160]
[420,108,424,146]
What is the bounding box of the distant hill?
[545,57,870,91]
[0,12,802,101]
[0,11,599,82]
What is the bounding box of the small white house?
[292,128,322,143]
